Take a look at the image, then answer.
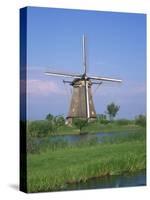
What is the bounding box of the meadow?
[27,116,145,136]
[27,126,146,192]
[57,122,141,135]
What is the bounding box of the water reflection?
[64,170,146,191]
[49,132,129,144]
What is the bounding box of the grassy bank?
[56,123,141,135]
[27,115,146,137]
[27,120,144,137]
[27,129,146,192]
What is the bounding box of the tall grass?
[101,129,146,144]
[83,121,141,134]
[27,128,146,154]
[27,141,146,192]
[27,128,146,192]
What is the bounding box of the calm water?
[49,131,129,144]
[64,170,146,191]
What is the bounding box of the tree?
[55,116,65,126]
[73,118,88,134]
[46,113,54,121]
[107,102,120,121]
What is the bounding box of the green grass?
[56,123,141,135]
[27,127,145,154]
[27,128,146,192]
[56,125,78,135]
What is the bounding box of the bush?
[135,115,146,127]
[73,118,88,134]
[116,119,131,126]
[100,119,110,124]
[27,116,66,138]
[27,120,52,137]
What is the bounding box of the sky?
[25,7,146,120]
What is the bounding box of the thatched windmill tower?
[45,35,122,124]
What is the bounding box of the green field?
[27,115,146,136]
[27,127,146,192]
[56,123,141,135]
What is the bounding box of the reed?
[27,138,146,192]
[27,128,145,154]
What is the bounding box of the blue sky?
[26,7,146,120]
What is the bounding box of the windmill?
[45,35,122,124]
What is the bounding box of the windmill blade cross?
[44,35,122,122]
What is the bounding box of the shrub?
[100,119,110,124]
[27,120,52,137]
[135,115,146,127]
[73,118,88,134]
[116,119,131,126]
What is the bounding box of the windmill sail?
[83,35,90,119]
[89,75,122,82]
[83,35,87,75]
[45,71,82,79]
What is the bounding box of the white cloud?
[93,81,146,99]
[27,79,65,96]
